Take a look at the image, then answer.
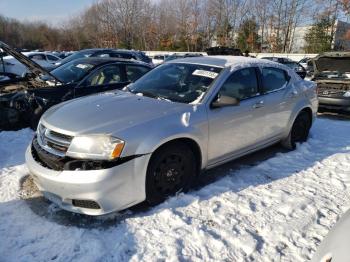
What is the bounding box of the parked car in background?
[55,48,153,67]
[261,57,307,79]
[164,53,203,62]
[152,54,169,65]
[299,57,311,69]
[51,51,75,60]
[25,56,317,215]
[310,52,350,113]
[0,41,152,130]
[206,46,242,56]
[311,209,350,262]
[1,52,61,76]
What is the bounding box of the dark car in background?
[261,57,307,79]
[164,53,203,62]
[0,41,152,130]
[206,46,242,56]
[55,48,153,67]
[311,52,350,112]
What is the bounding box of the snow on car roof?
[170,55,277,67]
[170,55,297,77]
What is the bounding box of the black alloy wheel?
[146,142,197,205]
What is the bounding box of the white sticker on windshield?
[192,69,218,79]
[76,64,90,69]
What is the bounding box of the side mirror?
[211,94,240,108]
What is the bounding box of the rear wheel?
[282,111,311,149]
[146,142,197,205]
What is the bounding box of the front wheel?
[282,111,311,149]
[145,142,197,205]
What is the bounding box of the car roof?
[68,57,150,67]
[169,55,282,68]
[77,48,141,54]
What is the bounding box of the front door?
[207,67,266,165]
[74,64,128,98]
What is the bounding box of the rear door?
[74,64,128,98]
[207,67,267,164]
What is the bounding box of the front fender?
[120,107,209,169]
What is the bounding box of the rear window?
[110,53,135,60]
[261,67,289,93]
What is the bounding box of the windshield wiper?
[135,90,172,101]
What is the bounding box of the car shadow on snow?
[18,118,350,229]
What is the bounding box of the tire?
[146,142,197,205]
[281,111,311,150]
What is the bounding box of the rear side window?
[261,67,288,93]
[46,55,59,61]
[220,68,259,100]
[126,65,150,82]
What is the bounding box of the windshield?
[128,63,222,103]
[49,60,95,83]
[57,50,94,65]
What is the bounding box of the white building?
[290,20,350,53]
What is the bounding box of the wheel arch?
[284,105,314,139]
[150,137,203,174]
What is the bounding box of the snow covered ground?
[1,115,350,262]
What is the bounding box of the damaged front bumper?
[25,141,151,215]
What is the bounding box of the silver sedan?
[26,56,318,215]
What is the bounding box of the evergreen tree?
[304,18,333,53]
[236,19,261,52]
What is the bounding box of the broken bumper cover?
[25,145,151,215]
[318,96,350,111]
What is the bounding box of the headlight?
[66,135,125,160]
[343,91,350,97]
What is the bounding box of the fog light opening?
[72,199,101,209]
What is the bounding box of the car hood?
[314,52,350,73]
[0,41,62,84]
[42,91,189,135]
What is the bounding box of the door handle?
[253,100,264,109]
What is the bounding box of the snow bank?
[0,117,350,261]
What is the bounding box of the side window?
[29,54,45,60]
[220,68,259,100]
[84,65,123,86]
[126,65,150,82]
[46,55,59,61]
[261,67,288,93]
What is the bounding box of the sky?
[0,0,96,26]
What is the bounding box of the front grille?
[317,82,350,97]
[37,124,73,157]
[49,130,73,141]
[72,199,101,209]
[32,138,69,171]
